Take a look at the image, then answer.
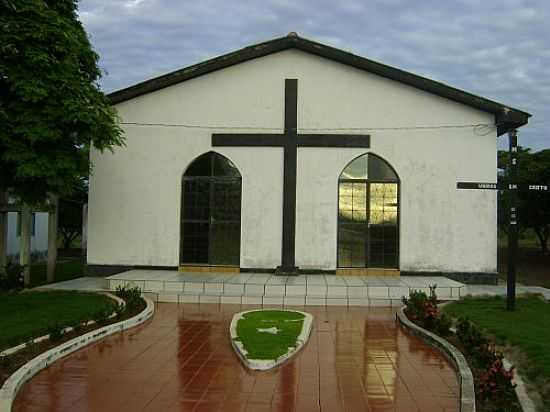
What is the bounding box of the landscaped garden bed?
[444,295,550,411]
[230,309,312,370]
[0,286,147,387]
[401,287,524,412]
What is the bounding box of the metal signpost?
[457,129,549,311]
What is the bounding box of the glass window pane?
[340,154,368,179]
[182,153,241,265]
[181,222,209,264]
[338,224,366,267]
[210,223,240,265]
[213,154,240,177]
[183,181,209,221]
[185,153,212,177]
[338,155,399,269]
[368,155,398,181]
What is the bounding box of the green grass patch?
[0,290,113,350]
[235,310,305,360]
[443,296,550,381]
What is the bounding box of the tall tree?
[498,147,550,253]
[0,0,124,205]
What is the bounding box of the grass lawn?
[444,296,550,394]
[0,290,113,351]
[235,310,305,360]
[29,258,84,287]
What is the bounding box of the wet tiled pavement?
[13,304,459,412]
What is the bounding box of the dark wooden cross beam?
[457,129,548,310]
[212,79,370,274]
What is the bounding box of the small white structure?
[6,212,48,261]
[87,34,530,282]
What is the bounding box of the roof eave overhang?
[108,35,531,135]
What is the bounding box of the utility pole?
[506,129,518,311]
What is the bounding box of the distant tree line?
[498,147,550,254]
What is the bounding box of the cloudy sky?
[79,0,549,150]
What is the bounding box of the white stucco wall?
[7,212,49,257]
[88,49,497,273]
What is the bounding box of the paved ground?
[13,304,459,412]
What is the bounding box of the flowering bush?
[402,285,452,336]
[478,356,517,411]
[456,317,518,411]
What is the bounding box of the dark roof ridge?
[108,33,530,135]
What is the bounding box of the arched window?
[338,153,399,269]
[180,152,241,266]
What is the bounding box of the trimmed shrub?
[402,285,451,336]
[0,262,25,290]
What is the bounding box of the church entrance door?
[337,154,399,269]
[180,152,241,267]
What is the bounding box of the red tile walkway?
[13,304,459,412]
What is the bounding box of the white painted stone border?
[230,308,313,370]
[396,306,475,412]
[438,302,538,412]
[0,292,124,358]
[0,296,154,412]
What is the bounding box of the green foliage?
[46,322,65,342]
[455,317,497,368]
[402,285,451,336]
[454,317,518,411]
[445,296,550,409]
[0,262,25,290]
[0,0,124,204]
[235,310,305,360]
[498,147,550,253]
[92,307,111,325]
[478,355,517,411]
[114,302,125,319]
[115,285,142,312]
[0,290,113,350]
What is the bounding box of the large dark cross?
[212,79,370,274]
[457,129,549,310]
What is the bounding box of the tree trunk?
[47,195,58,283]
[20,205,32,286]
[0,190,7,270]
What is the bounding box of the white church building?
[87,34,529,283]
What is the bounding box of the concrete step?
[107,272,464,307]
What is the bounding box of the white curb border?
[396,306,475,412]
[0,296,154,412]
[230,309,313,371]
[439,302,538,411]
[0,292,125,358]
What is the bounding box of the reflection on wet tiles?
[13,303,459,412]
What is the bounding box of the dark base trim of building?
[400,271,498,285]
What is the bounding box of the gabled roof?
[108,33,530,135]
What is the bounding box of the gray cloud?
[80,0,549,150]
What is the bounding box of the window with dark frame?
[180,152,242,266]
[338,154,399,269]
